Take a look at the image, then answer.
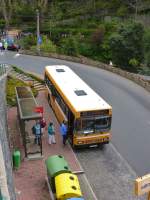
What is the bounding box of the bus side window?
[51,86,57,97]
[45,75,53,89]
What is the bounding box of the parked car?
[7,43,20,51]
[2,37,20,51]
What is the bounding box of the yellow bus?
[45,65,112,148]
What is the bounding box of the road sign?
[38,36,42,45]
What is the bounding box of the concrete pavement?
[8,91,97,200]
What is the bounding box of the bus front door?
[68,111,74,145]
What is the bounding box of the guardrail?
[0,64,10,77]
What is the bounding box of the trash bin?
[45,155,71,192]
[55,173,82,200]
[12,150,21,170]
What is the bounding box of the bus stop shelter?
[15,86,43,159]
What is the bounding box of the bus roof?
[45,65,112,113]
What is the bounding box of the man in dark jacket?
[32,121,42,145]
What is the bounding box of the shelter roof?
[16,86,42,120]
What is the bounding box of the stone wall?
[21,50,150,93]
[0,74,16,200]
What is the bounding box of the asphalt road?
[1,51,150,199]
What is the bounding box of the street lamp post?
[36,9,40,54]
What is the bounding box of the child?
[48,122,56,144]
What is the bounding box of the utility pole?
[135,0,138,20]
[36,9,40,54]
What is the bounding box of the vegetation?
[143,29,150,68]
[6,76,38,106]
[1,0,150,74]
[109,22,144,72]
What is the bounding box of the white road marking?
[13,53,20,58]
[0,52,4,56]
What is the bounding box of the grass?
[7,76,38,107]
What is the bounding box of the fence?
[0,64,10,77]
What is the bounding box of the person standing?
[4,41,8,51]
[40,117,46,135]
[33,120,42,145]
[0,41,3,52]
[60,120,68,146]
[48,122,56,144]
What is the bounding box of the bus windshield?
[75,116,111,134]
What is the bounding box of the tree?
[0,0,49,28]
[0,0,14,28]
[143,29,150,68]
[122,0,150,18]
[91,26,105,46]
[109,22,144,71]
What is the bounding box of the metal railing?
[0,64,10,77]
[0,141,10,200]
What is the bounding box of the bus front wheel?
[98,143,105,150]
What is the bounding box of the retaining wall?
[21,50,150,93]
[0,74,16,200]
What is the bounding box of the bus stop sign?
[38,36,42,45]
[34,106,43,114]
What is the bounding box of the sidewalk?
[8,91,96,200]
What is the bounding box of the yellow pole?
[148,192,150,200]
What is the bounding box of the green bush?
[143,29,150,68]
[39,35,57,53]
[129,58,139,67]
[59,36,79,56]
[0,19,5,29]
[19,35,36,49]
[145,51,150,68]
[129,58,140,72]
[78,42,92,57]
[109,22,144,71]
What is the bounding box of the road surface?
[1,51,150,199]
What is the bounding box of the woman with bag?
[48,122,56,145]
[40,117,46,134]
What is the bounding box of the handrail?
[0,140,10,200]
[0,64,10,77]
